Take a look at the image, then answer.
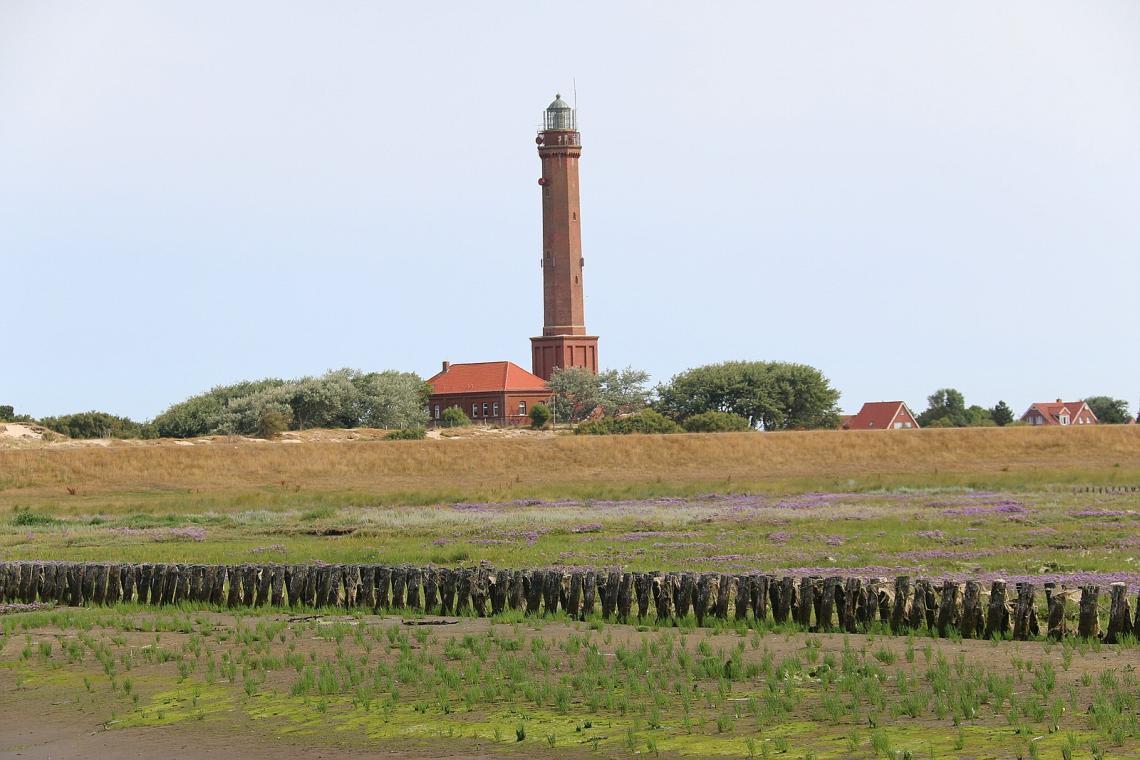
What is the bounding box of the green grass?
[3,489,1137,582]
[2,607,1136,758]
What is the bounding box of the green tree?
[1084,396,1134,424]
[440,406,470,428]
[656,361,840,430]
[549,366,652,424]
[548,367,602,424]
[529,402,551,429]
[990,400,1014,427]
[0,405,14,422]
[916,388,967,427]
[597,367,652,416]
[682,410,751,433]
[964,405,995,427]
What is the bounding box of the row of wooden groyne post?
[2,561,1139,643]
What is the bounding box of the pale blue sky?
[2,2,1138,420]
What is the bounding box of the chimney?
[442,361,450,373]
[1056,398,1062,403]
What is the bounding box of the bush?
[529,402,551,429]
[152,368,430,438]
[682,411,751,432]
[255,409,291,439]
[576,409,682,435]
[385,427,426,440]
[38,410,149,439]
[439,406,470,428]
[11,508,58,527]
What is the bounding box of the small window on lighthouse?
[572,212,577,221]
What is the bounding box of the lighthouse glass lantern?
[543,94,577,131]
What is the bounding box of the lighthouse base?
[531,335,599,381]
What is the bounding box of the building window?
[434,405,440,420]
[482,402,489,417]
[492,402,499,418]
[472,404,478,417]
[519,401,527,416]
[1059,414,1069,425]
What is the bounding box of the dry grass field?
[2,425,1139,516]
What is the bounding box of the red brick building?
[842,401,920,430]
[1020,399,1098,426]
[426,361,551,426]
[530,94,599,380]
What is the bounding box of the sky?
[2,1,1138,420]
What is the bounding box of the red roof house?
[843,401,920,430]
[1020,399,1098,426]
[426,361,551,425]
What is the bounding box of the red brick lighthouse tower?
[531,94,599,381]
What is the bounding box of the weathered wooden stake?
[1077,585,1100,639]
[984,580,1009,639]
[1105,583,1131,644]
[890,576,911,634]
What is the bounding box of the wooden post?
[752,575,770,623]
[1105,583,1131,644]
[390,566,407,609]
[489,570,507,615]
[298,565,315,607]
[843,577,862,632]
[470,570,487,617]
[714,574,732,620]
[692,574,710,626]
[438,569,455,614]
[634,573,651,620]
[1133,589,1140,641]
[423,569,440,614]
[984,580,1009,640]
[343,565,362,608]
[582,570,596,618]
[734,575,750,621]
[375,566,391,610]
[1077,585,1100,639]
[406,567,422,611]
[136,565,152,605]
[1012,583,1037,641]
[91,564,108,605]
[890,576,911,634]
[544,570,561,616]
[616,573,634,622]
[675,573,695,620]
[797,577,814,629]
[508,570,524,611]
[818,577,838,631]
[960,581,981,638]
[1047,587,1067,641]
[937,581,959,637]
[37,563,54,603]
[240,565,256,607]
[908,579,928,631]
[566,572,582,619]
[652,574,665,619]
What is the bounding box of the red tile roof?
[1021,401,1098,425]
[844,401,918,430]
[427,361,548,395]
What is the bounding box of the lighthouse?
[530,94,599,381]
